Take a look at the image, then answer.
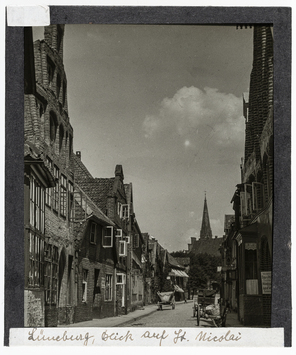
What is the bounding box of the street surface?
[122,302,215,328]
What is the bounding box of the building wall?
[24,25,77,327]
[75,258,116,322]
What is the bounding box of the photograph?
[24,22,273,329]
[4,4,291,348]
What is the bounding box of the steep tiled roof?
[73,154,93,180]
[167,252,185,270]
[77,178,115,212]
[174,257,190,266]
[190,238,222,257]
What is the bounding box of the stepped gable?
[200,194,213,240]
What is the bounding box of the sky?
[34,24,253,252]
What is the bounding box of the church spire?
[200,193,212,240]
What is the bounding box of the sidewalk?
[64,302,161,328]
[225,311,243,327]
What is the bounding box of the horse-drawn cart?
[157,291,175,310]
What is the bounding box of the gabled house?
[72,183,116,321]
[74,157,131,316]
[124,183,145,311]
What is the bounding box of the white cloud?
[143,86,244,145]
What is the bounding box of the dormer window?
[121,204,130,219]
[102,226,113,248]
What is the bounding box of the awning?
[169,269,189,278]
[174,285,184,293]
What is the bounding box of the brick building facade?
[24,25,77,327]
[221,25,273,327]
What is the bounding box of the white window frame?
[105,274,113,301]
[115,229,123,238]
[117,202,122,217]
[116,273,126,285]
[119,240,127,257]
[82,269,88,303]
[125,236,131,244]
[121,204,130,219]
[102,226,113,248]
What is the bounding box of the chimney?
[76,151,81,160]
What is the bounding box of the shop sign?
[261,271,271,294]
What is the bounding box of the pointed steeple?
[200,193,212,240]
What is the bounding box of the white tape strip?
[7,5,50,27]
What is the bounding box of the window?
[105,274,113,301]
[90,222,96,244]
[50,112,58,143]
[117,202,122,216]
[240,184,252,218]
[57,25,63,52]
[245,243,258,295]
[44,244,59,305]
[119,240,127,257]
[56,74,61,100]
[52,165,59,211]
[116,273,126,285]
[115,229,122,238]
[102,226,113,248]
[121,204,130,219]
[47,55,55,83]
[68,181,74,220]
[45,157,52,206]
[59,124,64,152]
[82,269,88,302]
[133,234,139,249]
[28,232,44,288]
[125,236,130,244]
[30,173,45,233]
[63,81,67,106]
[252,182,264,211]
[69,134,73,159]
[60,174,67,217]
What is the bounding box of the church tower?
[200,193,212,240]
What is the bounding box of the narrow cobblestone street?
[122,302,214,328]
